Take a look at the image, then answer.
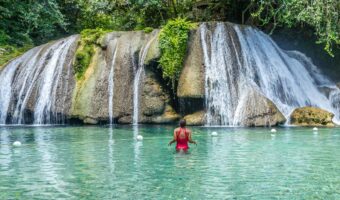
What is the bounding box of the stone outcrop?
[139,68,180,123]
[2,22,338,127]
[290,106,335,127]
[184,111,205,126]
[71,30,179,124]
[234,89,286,126]
[144,33,161,65]
[177,29,205,98]
[71,46,110,123]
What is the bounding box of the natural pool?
[0,125,339,199]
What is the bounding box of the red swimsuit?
[176,128,189,150]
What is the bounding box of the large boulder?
[290,106,335,127]
[234,89,286,126]
[177,29,205,98]
[184,111,205,126]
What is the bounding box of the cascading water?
[132,31,159,125]
[201,22,340,126]
[0,35,78,124]
[0,49,39,124]
[108,39,118,125]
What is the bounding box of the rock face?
[177,28,205,119]
[71,46,110,123]
[290,107,335,127]
[71,30,179,124]
[234,89,286,126]
[2,22,339,127]
[184,111,205,126]
[139,68,180,123]
[177,29,205,98]
[144,34,161,65]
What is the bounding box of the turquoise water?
[0,125,339,199]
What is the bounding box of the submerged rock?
[290,107,335,127]
[184,111,205,126]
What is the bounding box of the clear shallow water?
[0,125,339,199]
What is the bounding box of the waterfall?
[0,49,39,124]
[0,35,78,124]
[108,39,118,124]
[132,31,159,125]
[201,22,340,126]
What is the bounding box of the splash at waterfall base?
[0,22,339,127]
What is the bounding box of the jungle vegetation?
[0,0,339,70]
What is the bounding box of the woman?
[168,119,197,151]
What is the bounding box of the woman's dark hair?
[179,119,186,128]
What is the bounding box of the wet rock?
[234,89,286,126]
[184,111,205,126]
[144,105,180,124]
[142,96,165,116]
[139,69,180,123]
[118,115,132,124]
[71,31,148,123]
[144,30,161,65]
[83,117,98,124]
[71,47,110,121]
[318,86,333,98]
[290,106,335,127]
[177,29,205,98]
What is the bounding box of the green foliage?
[0,45,32,68]
[143,27,154,33]
[74,28,110,79]
[159,18,193,89]
[0,0,66,46]
[0,0,338,58]
[250,0,340,56]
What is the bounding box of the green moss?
[159,18,194,89]
[0,45,33,69]
[74,28,111,79]
[143,27,154,33]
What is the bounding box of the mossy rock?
[290,106,335,127]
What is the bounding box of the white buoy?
[13,141,22,147]
[270,128,277,133]
[313,127,318,131]
[136,135,143,141]
[211,131,218,136]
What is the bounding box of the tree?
[0,0,67,46]
[250,0,340,56]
